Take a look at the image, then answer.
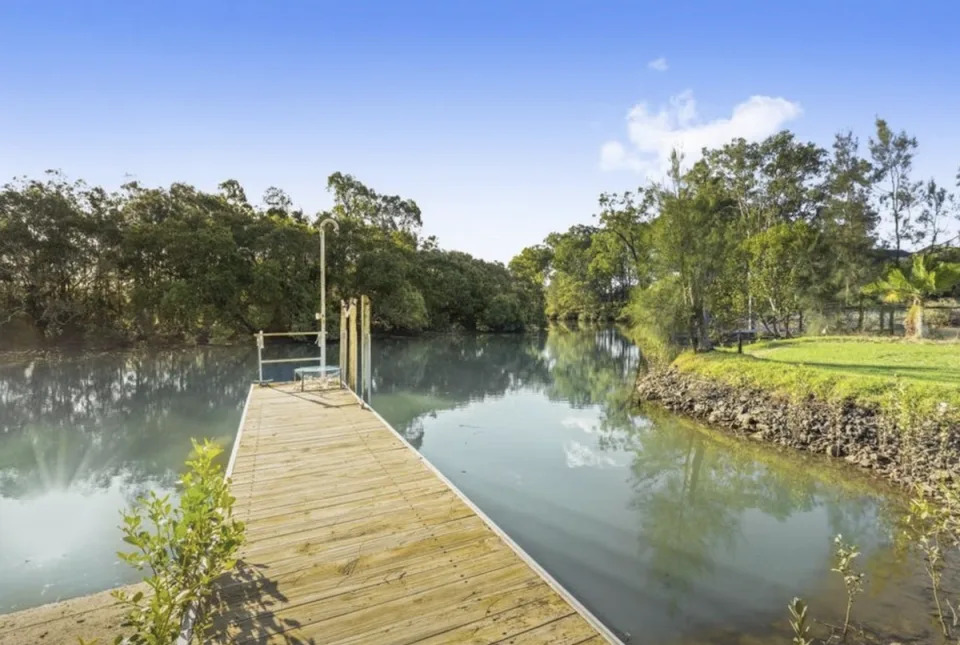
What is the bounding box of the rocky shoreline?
[636,367,960,494]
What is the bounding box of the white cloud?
[600,90,802,178]
[563,441,617,469]
[560,416,599,434]
[600,141,641,173]
[647,57,669,72]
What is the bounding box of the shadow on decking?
[206,559,316,645]
[267,382,360,409]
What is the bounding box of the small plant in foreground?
[906,483,960,638]
[831,534,864,637]
[787,597,814,645]
[111,439,245,644]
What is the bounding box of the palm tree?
[865,254,960,338]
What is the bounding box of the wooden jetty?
[208,383,619,644]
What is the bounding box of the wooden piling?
[339,300,348,387]
[348,298,358,392]
[361,295,371,400]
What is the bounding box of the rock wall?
[636,368,960,493]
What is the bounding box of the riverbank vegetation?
[0,172,542,349]
[674,336,960,424]
[512,119,960,348]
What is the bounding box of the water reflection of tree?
[370,333,553,446]
[539,325,639,405]
[370,325,643,447]
[374,333,551,397]
[602,405,902,613]
[538,325,642,440]
[0,348,252,499]
[529,325,903,615]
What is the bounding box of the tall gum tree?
[869,118,921,258]
[653,154,738,351]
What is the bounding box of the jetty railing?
[253,330,326,384]
[253,295,371,398]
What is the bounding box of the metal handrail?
[253,331,323,338]
[260,356,324,364]
[255,329,325,383]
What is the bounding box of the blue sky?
[3,1,959,261]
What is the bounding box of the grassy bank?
[673,336,960,424]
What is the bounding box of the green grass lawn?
[673,336,960,423]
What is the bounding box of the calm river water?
[0,328,940,642]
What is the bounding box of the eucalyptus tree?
[743,221,817,336]
[543,226,600,320]
[869,118,921,258]
[702,133,825,233]
[653,155,738,350]
[918,179,956,248]
[704,137,763,235]
[508,244,554,289]
[326,171,422,236]
[319,172,431,331]
[508,244,553,326]
[756,131,826,227]
[819,132,881,319]
[262,186,304,221]
[595,188,655,281]
[587,227,641,304]
[217,179,250,209]
[703,132,826,330]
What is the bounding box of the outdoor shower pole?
[318,218,339,384]
[257,330,264,383]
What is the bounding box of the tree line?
[0,172,543,347]
[510,118,960,348]
[4,117,959,350]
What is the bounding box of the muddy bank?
[636,368,960,494]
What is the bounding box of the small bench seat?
[292,365,341,391]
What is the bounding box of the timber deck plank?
[208,383,615,644]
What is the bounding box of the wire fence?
[766,302,960,340]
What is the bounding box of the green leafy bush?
[111,439,244,644]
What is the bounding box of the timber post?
[256,330,265,384]
[361,295,371,401]
[348,298,358,392]
[339,300,348,388]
